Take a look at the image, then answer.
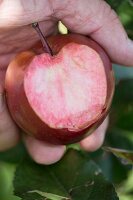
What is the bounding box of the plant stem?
[32,22,53,56]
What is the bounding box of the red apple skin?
[5,34,114,145]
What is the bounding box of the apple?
[5,24,114,145]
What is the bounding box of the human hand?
[0,0,133,164]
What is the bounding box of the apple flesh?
[5,34,114,144]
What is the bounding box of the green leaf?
[105,0,123,10]
[28,190,69,200]
[105,128,133,151]
[110,79,133,132]
[117,170,133,200]
[103,147,133,165]
[14,149,119,200]
[88,148,130,184]
[0,143,27,163]
[105,0,133,39]
[0,162,20,200]
[102,128,133,183]
[117,0,133,39]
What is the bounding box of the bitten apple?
[5,27,114,145]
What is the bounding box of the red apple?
[5,33,114,145]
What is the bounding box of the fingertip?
[24,135,66,165]
[80,130,105,152]
[80,117,109,152]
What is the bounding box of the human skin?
[0,0,133,164]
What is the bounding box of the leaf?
[14,149,119,200]
[110,79,133,132]
[103,147,133,165]
[0,142,27,163]
[28,190,69,200]
[105,128,133,151]
[117,169,133,200]
[88,148,130,184]
[0,162,20,200]
[105,0,133,39]
[117,0,133,39]
[105,0,124,10]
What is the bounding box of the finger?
[0,90,20,151]
[53,0,133,66]
[24,135,66,165]
[0,0,54,27]
[80,116,109,152]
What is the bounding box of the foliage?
[106,0,133,39]
[14,150,119,200]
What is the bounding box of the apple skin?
[5,34,114,145]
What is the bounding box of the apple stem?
[32,22,53,56]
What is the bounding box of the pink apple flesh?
[24,43,107,131]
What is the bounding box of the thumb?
[53,0,133,66]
